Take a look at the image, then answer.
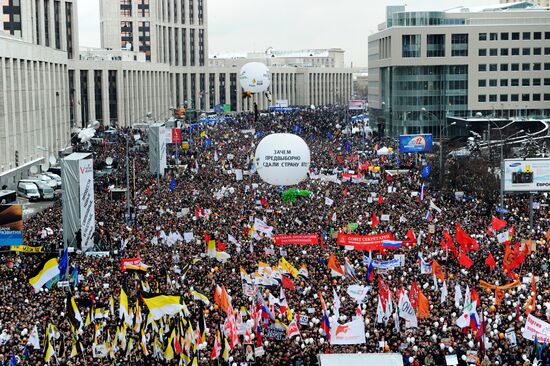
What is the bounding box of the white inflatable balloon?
[255,133,310,186]
[239,62,271,93]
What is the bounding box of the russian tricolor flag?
[382,240,403,249]
[424,210,433,221]
[420,183,426,201]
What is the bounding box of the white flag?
[441,280,448,304]
[376,296,385,324]
[329,318,366,345]
[398,292,418,329]
[325,197,334,206]
[346,284,370,304]
[253,218,273,238]
[456,301,478,328]
[454,284,463,309]
[497,231,509,243]
[429,200,442,213]
[28,325,40,350]
[433,274,439,291]
[333,288,341,319]
[183,232,194,243]
[464,285,471,309]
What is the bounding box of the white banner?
[522,314,550,343]
[79,159,95,252]
[329,318,366,345]
[159,126,167,174]
[346,285,371,303]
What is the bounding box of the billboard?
[503,158,550,192]
[348,100,367,110]
[399,134,433,153]
[0,205,23,246]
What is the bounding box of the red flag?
[378,276,390,309]
[378,196,384,204]
[458,253,474,269]
[410,281,420,310]
[456,223,479,252]
[260,197,268,208]
[443,230,458,257]
[282,275,295,291]
[491,217,507,231]
[337,155,343,164]
[485,252,496,271]
[406,229,416,242]
[203,232,211,243]
[217,242,226,251]
[371,212,379,227]
[486,226,493,237]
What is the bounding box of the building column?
[101,69,109,126]
[213,72,220,106]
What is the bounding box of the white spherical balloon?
[255,133,311,186]
[239,62,271,93]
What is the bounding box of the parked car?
[17,182,41,201]
[32,174,57,189]
[0,189,17,204]
[42,172,62,188]
[20,180,55,200]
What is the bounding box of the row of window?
[478,63,550,72]
[478,94,550,102]
[479,78,550,87]
[479,31,550,41]
[478,47,550,56]
[120,0,150,17]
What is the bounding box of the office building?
[368,2,550,137]
[0,0,354,188]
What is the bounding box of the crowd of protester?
[0,106,549,366]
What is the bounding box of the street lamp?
[421,108,455,185]
[498,129,524,210]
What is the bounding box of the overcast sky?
[78,0,497,67]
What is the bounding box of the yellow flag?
[279,257,299,278]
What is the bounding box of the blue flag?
[72,265,79,286]
[9,354,16,366]
[58,248,69,278]
[23,345,29,359]
[496,207,508,214]
[294,125,303,134]
[169,177,177,192]
[421,164,431,178]
[204,138,212,147]
[366,257,374,282]
[327,132,333,140]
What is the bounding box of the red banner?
[337,232,395,251]
[274,234,319,246]
[121,256,141,272]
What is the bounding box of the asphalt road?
[16,192,60,219]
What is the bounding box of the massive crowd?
[0,106,549,366]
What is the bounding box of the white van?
[17,182,41,201]
[32,174,57,189]
[20,179,54,200]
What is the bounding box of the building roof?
[445,1,546,12]
[210,48,344,60]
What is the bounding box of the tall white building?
[0,0,354,188]
[368,2,550,137]
[0,0,77,187]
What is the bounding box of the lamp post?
[498,129,524,209]
[421,108,454,185]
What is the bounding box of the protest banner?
[522,314,550,343]
[273,234,319,246]
[337,232,395,251]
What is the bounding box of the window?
[489,95,497,102]
[478,79,486,87]
[545,48,550,55]
[545,78,550,86]
[522,79,530,86]
[490,33,498,41]
[534,32,541,40]
[522,63,530,71]
[545,32,550,40]
[489,64,497,71]
[522,48,530,56]
[478,95,486,102]
[489,79,497,87]
[523,32,530,40]
[478,49,487,56]
[545,63,550,71]
[533,94,541,101]
[500,64,508,71]
[500,95,508,102]
[512,32,520,40]
[451,33,468,56]
[511,94,519,102]
[500,48,508,56]
[478,64,486,72]
[511,79,519,86]
[138,0,150,17]
[534,48,541,55]
[120,21,133,49]
[479,33,487,41]
[120,0,131,16]
[545,94,550,101]
[501,32,509,40]
[511,63,519,71]
[511,48,519,56]
[2,0,23,37]
[500,79,508,87]
[138,21,151,61]
[490,48,498,56]
[522,94,529,101]
[402,34,421,58]
[533,78,541,86]
[427,34,445,57]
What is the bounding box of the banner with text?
[274,234,319,246]
[79,159,96,252]
[0,205,23,246]
[522,314,550,343]
[337,232,395,251]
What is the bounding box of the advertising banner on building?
[329,318,366,345]
[503,158,550,192]
[348,100,367,110]
[399,134,433,153]
[79,159,96,252]
[0,205,23,246]
[273,234,319,246]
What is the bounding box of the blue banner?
[399,134,433,153]
[0,205,23,246]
